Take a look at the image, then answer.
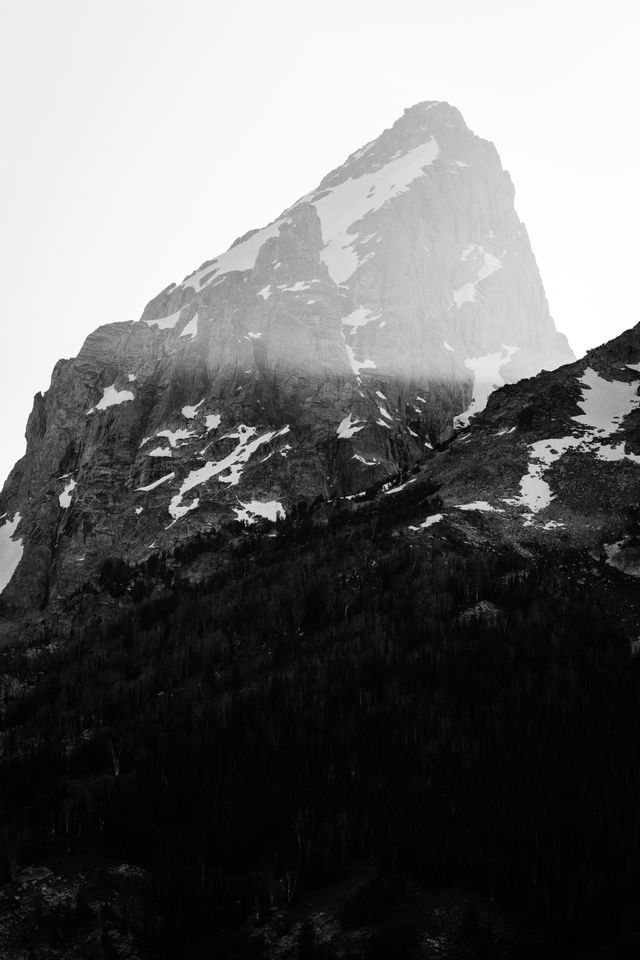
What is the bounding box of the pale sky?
[1,0,638,483]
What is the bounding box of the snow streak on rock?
[58,479,77,509]
[0,513,23,595]
[168,426,290,520]
[454,346,519,428]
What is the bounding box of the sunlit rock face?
[0,101,572,611]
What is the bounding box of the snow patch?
[156,428,197,448]
[145,309,184,330]
[453,247,503,307]
[59,479,77,509]
[455,501,505,513]
[88,384,135,414]
[572,367,640,434]
[342,307,381,334]
[409,513,443,531]
[279,281,312,292]
[180,313,198,340]
[506,369,640,515]
[182,399,205,419]
[345,343,377,377]
[181,223,282,291]
[383,477,418,496]
[233,500,286,525]
[0,514,24,595]
[337,414,366,439]
[454,345,519,429]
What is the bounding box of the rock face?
[0,101,573,614]
[424,321,640,559]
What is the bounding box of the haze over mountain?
[0,101,572,620]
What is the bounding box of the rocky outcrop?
[0,101,573,615]
[420,321,640,554]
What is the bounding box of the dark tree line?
[2,501,640,958]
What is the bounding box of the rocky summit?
[0,101,572,620]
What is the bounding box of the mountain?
[4,103,640,960]
[0,101,572,624]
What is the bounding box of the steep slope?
[416,321,640,570]
[0,101,572,616]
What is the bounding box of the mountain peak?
[398,99,467,128]
[0,105,573,616]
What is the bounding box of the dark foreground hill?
[2,485,640,958]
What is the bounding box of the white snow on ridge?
[171,137,439,297]
[181,222,283,292]
[88,384,135,414]
[136,472,175,492]
[147,447,173,458]
[205,413,222,431]
[257,285,272,300]
[0,514,24,595]
[454,346,519,429]
[233,500,286,525]
[59,479,77,509]
[312,138,440,284]
[337,413,366,439]
[383,477,418,496]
